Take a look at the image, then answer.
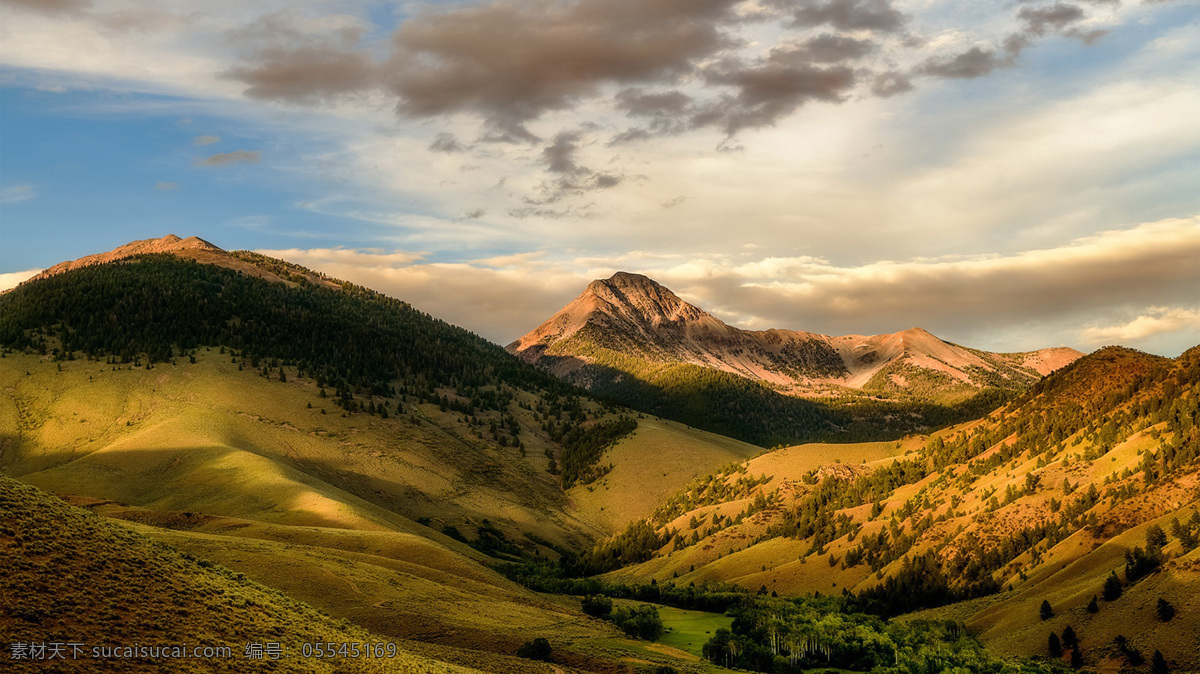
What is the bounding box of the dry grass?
[0,476,479,673]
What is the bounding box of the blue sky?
[1,0,1197,354]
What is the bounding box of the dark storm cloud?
[920,46,1013,79]
[1018,3,1086,35]
[0,0,91,15]
[780,34,877,63]
[610,88,694,143]
[222,10,378,103]
[383,0,745,141]
[224,45,377,102]
[776,0,907,33]
[615,88,693,117]
[871,71,913,96]
[695,58,857,134]
[530,131,625,201]
[542,132,584,174]
[429,132,464,153]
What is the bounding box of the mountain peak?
[25,234,226,285]
[511,274,1085,400]
[584,271,711,327]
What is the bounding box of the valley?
[0,237,1195,673]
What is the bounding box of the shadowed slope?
[0,476,480,673]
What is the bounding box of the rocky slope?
[510,271,1082,401]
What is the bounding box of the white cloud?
[252,215,1200,355]
[1,184,37,203]
[0,269,41,292]
[1080,307,1200,344]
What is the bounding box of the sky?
[0,0,1197,356]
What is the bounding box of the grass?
[0,476,475,673]
[566,417,762,532]
[0,351,582,549]
[656,605,732,658]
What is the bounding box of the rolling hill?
[0,475,480,673]
[508,272,1081,445]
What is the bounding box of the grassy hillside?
[577,346,1200,670]
[0,476,478,673]
[567,417,762,532]
[0,349,765,672]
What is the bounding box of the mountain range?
[1,235,1195,673]
[511,271,1080,399]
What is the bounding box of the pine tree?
[1061,625,1078,649]
[1086,595,1098,613]
[1152,650,1169,674]
[1040,599,1054,620]
[1103,570,1123,601]
[1048,632,1063,657]
[1156,598,1175,621]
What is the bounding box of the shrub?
[516,637,552,661]
[581,594,613,618]
[611,604,663,640]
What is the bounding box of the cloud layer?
[259,216,1200,354]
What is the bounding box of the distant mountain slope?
[510,271,1080,398]
[0,476,479,673]
[586,345,1199,670]
[508,272,1081,445]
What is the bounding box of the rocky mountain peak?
[585,271,710,326]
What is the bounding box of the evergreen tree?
[1152,650,1169,674]
[1048,632,1062,657]
[1156,597,1175,621]
[1103,571,1123,601]
[1040,599,1054,620]
[1085,595,1099,613]
[1061,625,1078,649]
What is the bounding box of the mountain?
[510,271,1080,399]
[508,272,1082,446]
[19,233,339,289]
[0,235,770,672]
[584,344,1200,670]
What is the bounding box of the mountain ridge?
[509,271,1082,400]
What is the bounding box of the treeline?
[499,561,752,614]
[503,561,1070,674]
[705,594,1072,674]
[553,416,638,488]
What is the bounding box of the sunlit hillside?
[588,346,1200,670]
